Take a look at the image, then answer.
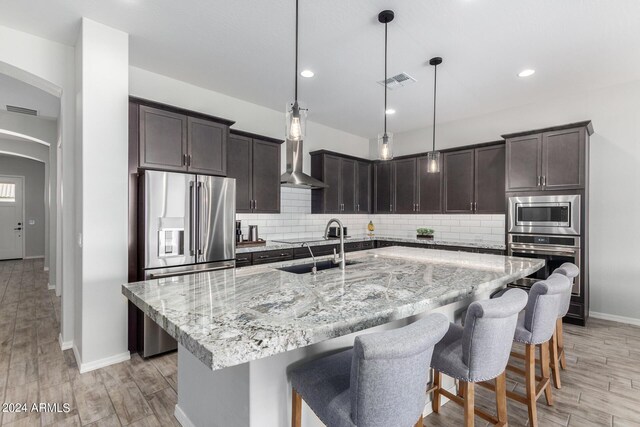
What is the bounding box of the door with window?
[0,176,24,260]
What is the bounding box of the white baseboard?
[24,255,44,260]
[73,347,131,374]
[174,404,195,427]
[590,311,640,327]
[58,333,73,350]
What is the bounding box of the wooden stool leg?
[557,319,566,369]
[463,381,475,427]
[540,341,554,406]
[458,379,465,398]
[414,414,423,427]
[525,344,538,427]
[292,389,302,427]
[495,371,508,426]
[550,328,562,389]
[432,370,442,413]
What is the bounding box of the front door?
[0,176,24,260]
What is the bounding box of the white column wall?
[75,18,130,370]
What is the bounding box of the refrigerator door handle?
[196,181,203,256]
[189,181,195,256]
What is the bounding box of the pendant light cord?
[294,0,299,102]
[432,62,437,152]
[384,22,388,135]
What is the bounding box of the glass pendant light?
[427,57,443,173]
[286,0,307,141]
[377,10,395,161]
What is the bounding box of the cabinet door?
[227,135,252,213]
[506,135,541,191]
[356,161,371,214]
[444,150,475,213]
[340,159,356,213]
[474,145,506,214]
[542,128,585,190]
[375,162,393,213]
[187,117,227,176]
[251,140,281,213]
[139,106,187,171]
[322,155,342,214]
[417,156,442,213]
[393,158,417,214]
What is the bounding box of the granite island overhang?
[122,246,544,427]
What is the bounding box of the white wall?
[0,154,45,257]
[384,79,640,322]
[129,67,371,169]
[74,18,130,370]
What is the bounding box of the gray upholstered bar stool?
[290,313,449,427]
[550,262,580,388]
[499,273,571,427]
[429,288,528,427]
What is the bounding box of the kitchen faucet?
[324,218,346,270]
[300,242,317,275]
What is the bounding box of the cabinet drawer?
[361,240,374,250]
[235,254,252,268]
[376,241,396,248]
[252,249,294,265]
[344,242,363,252]
[294,245,337,259]
[567,302,584,318]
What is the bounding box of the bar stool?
[499,273,570,427]
[430,288,528,427]
[290,313,449,427]
[550,262,580,388]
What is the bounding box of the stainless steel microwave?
[508,194,580,235]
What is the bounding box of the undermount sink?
[277,260,360,275]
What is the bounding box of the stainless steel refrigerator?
[140,170,236,357]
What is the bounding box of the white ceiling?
[0,73,60,119]
[1,0,640,137]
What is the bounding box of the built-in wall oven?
[508,234,581,296]
[508,194,580,235]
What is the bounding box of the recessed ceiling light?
[518,69,535,78]
[385,108,396,115]
[300,70,314,78]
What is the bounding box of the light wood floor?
[2,259,640,426]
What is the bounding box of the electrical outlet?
[28,220,35,225]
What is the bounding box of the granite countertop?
[236,234,506,254]
[122,247,542,371]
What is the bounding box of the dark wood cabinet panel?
[417,156,442,213]
[444,149,475,213]
[340,159,357,213]
[139,106,188,171]
[321,155,342,214]
[542,128,585,190]
[375,162,393,214]
[506,134,541,191]
[474,145,506,214]
[187,117,227,176]
[393,158,418,213]
[356,161,371,214]
[252,249,293,265]
[251,140,281,213]
[227,135,252,213]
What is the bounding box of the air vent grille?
[6,105,38,116]
[377,72,417,90]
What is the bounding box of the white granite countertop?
[122,247,542,371]
[236,234,505,254]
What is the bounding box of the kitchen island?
[122,246,543,427]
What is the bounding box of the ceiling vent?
[377,72,417,90]
[6,105,38,116]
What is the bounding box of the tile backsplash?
[236,187,505,244]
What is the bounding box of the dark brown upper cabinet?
[393,158,418,214]
[139,106,188,172]
[311,151,370,214]
[374,161,393,214]
[444,143,505,214]
[228,130,283,214]
[417,156,443,213]
[504,121,592,192]
[134,98,234,175]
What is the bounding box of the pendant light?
[426,57,443,173]
[377,10,395,161]
[286,0,307,141]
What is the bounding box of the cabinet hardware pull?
[259,255,269,259]
[470,202,473,211]
[183,154,187,166]
[537,176,541,186]
[390,203,392,212]
[542,176,546,186]
[254,200,257,210]
[187,154,191,166]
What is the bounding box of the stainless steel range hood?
[280,139,328,189]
